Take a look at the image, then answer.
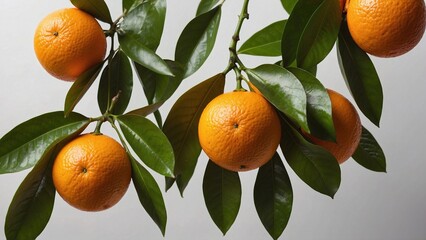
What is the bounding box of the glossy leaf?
[130,156,167,235]
[123,0,142,12]
[117,115,175,177]
[120,0,166,51]
[64,62,104,117]
[118,34,174,77]
[287,67,335,141]
[197,0,221,16]
[134,60,183,104]
[254,153,293,240]
[238,20,287,57]
[281,0,341,68]
[98,50,133,115]
[281,0,298,14]
[0,112,89,174]
[337,22,383,127]
[175,6,221,79]
[203,160,241,235]
[163,73,225,194]
[4,143,57,240]
[246,64,309,132]
[280,118,340,198]
[71,0,113,24]
[126,101,165,117]
[352,126,386,172]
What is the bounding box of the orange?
[304,89,361,164]
[198,91,281,172]
[347,0,426,57]
[52,134,131,212]
[34,8,107,81]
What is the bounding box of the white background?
[1,0,426,239]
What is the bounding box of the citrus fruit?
[347,0,426,57]
[52,134,131,212]
[34,8,107,81]
[198,91,281,172]
[304,89,362,164]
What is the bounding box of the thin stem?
[223,0,250,90]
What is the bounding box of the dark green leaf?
[120,0,166,51]
[287,67,335,141]
[175,6,221,78]
[71,0,113,24]
[352,126,386,172]
[203,160,241,235]
[238,20,287,57]
[246,64,309,132]
[281,0,341,68]
[98,50,133,115]
[123,0,143,12]
[118,34,174,77]
[280,118,340,198]
[163,73,225,194]
[4,143,57,240]
[130,156,167,235]
[134,60,184,104]
[197,0,221,16]
[281,0,298,14]
[126,102,165,117]
[64,62,104,117]
[117,115,174,177]
[0,112,89,174]
[254,153,293,240]
[337,21,383,127]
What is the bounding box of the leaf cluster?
[0,0,388,239]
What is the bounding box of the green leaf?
[197,0,221,16]
[130,156,167,235]
[117,115,174,177]
[118,34,174,77]
[352,126,386,172]
[120,0,166,51]
[134,60,184,104]
[203,160,241,235]
[123,0,142,12]
[254,153,293,240]
[281,0,298,14]
[4,143,57,240]
[175,6,221,79]
[287,67,335,141]
[98,50,133,115]
[163,73,225,194]
[71,0,113,24]
[0,112,89,174]
[281,0,341,68]
[337,21,383,127]
[246,64,309,132]
[280,118,340,198]
[238,20,287,57]
[126,102,165,117]
[64,62,104,117]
